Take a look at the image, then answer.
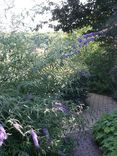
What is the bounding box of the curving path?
[73,93,117,156]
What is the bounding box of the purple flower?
[83,40,89,45]
[0,124,7,146]
[53,102,69,114]
[61,31,97,59]
[83,38,95,45]
[30,129,40,149]
[77,37,83,43]
[43,128,51,144]
[83,32,95,38]
[79,43,83,47]
[87,37,95,42]
[43,128,50,140]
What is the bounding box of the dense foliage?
[93,111,117,156]
[0,26,116,155]
[0,0,117,155]
[80,42,115,94]
[52,0,117,32]
[72,27,117,95]
[0,31,90,155]
[60,69,90,105]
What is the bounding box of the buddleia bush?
[0,93,77,156]
[0,31,89,155]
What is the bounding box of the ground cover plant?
[93,111,117,156]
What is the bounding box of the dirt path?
[73,93,117,156]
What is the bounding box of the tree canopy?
[52,0,117,32]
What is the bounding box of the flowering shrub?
[0,93,77,155]
[62,31,97,58]
[0,29,107,155]
[0,31,89,155]
[77,32,96,47]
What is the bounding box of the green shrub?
[79,43,112,94]
[0,31,88,155]
[0,92,77,156]
[75,32,116,95]
[60,69,90,106]
[93,111,117,156]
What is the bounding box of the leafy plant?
[93,111,117,156]
[60,69,90,106]
[76,36,116,94]
[0,31,89,155]
[0,92,77,156]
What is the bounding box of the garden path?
[73,93,117,156]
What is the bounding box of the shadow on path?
[73,93,117,156]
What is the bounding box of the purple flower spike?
[88,37,95,42]
[57,107,67,113]
[0,124,7,146]
[83,40,89,45]
[83,32,95,38]
[83,37,95,45]
[77,37,83,43]
[54,102,69,114]
[43,128,50,140]
[43,128,51,144]
[31,129,40,149]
